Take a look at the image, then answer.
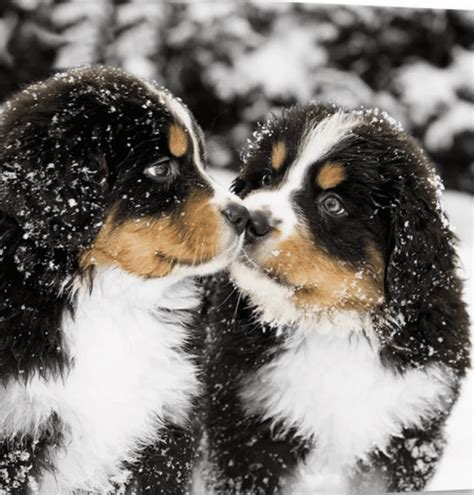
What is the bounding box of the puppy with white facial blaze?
[0,66,247,494]
[202,104,470,494]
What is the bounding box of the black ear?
[0,134,111,379]
[380,178,470,374]
[0,143,109,379]
[384,186,457,315]
[0,139,109,282]
[2,148,108,247]
[0,210,22,282]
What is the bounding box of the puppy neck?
[230,261,374,334]
[70,266,200,312]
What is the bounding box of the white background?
[277,0,474,11]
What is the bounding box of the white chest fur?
[239,312,455,493]
[0,268,200,494]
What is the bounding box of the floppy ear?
[380,179,470,374]
[384,186,457,316]
[0,138,109,280]
[0,140,110,378]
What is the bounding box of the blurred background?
[0,0,473,193]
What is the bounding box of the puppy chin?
[174,233,244,279]
[229,259,304,327]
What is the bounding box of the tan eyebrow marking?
[168,123,188,158]
[271,141,286,171]
[317,162,345,189]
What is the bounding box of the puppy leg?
[0,439,35,494]
[355,420,447,493]
[207,402,309,495]
[0,415,63,494]
[124,424,196,495]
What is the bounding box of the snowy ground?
[210,168,474,492]
[430,191,473,491]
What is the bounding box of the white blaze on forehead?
[285,111,360,193]
[243,189,298,239]
[242,112,360,239]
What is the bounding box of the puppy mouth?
[235,244,321,294]
[236,248,259,269]
[235,248,288,286]
[158,231,243,269]
[219,234,245,262]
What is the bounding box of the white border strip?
[267,0,474,11]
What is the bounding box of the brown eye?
[322,194,346,216]
[261,173,272,186]
[144,158,172,182]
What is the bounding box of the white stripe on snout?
[243,190,298,239]
[243,112,360,239]
[284,112,359,193]
[144,81,237,208]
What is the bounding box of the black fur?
[203,275,311,495]
[0,66,210,494]
[363,419,449,492]
[124,424,197,495]
[0,413,64,494]
[203,103,471,493]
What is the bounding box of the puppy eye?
[261,173,272,187]
[144,158,172,182]
[321,194,346,216]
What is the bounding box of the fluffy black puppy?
[0,66,247,494]
[202,103,470,494]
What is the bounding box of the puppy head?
[231,103,459,325]
[0,66,246,287]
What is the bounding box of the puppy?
[0,66,248,494]
[203,103,470,494]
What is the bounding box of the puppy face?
[230,104,434,322]
[0,66,246,282]
[77,73,245,279]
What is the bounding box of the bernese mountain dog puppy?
[0,66,248,494]
[203,103,470,494]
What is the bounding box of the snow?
[395,48,474,157]
[450,47,474,101]
[52,1,110,68]
[208,17,327,101]
[395,61,456,127]
[113,1,167,81]
[51,1,110,27]
[430,190,474,491]
[210,168,474,490]
[425,101,474,151]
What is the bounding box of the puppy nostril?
[221,203,249,235]
[246,211,272,241]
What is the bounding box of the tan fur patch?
[271,141,286,171]
[262,229,384,311]
[317,162,345,189]
[168,123,188,158]
[81,193,221,278]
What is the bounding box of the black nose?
[222,203,249,235]
[246,210,272,243]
